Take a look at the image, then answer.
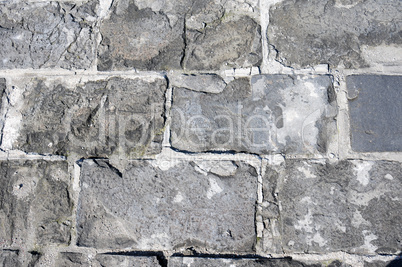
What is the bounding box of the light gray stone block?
[268,0,402,68]
[347,75,402,152]
[0,1,97,69]
[95,255,160,267]
[0,160,72,247]
[5,77,166,158]
[263,159,402,254]
[171,75,336,154]
[77,159,257,252]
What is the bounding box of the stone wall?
[0,0,401,266]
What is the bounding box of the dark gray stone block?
[268,0,402,68]
[171,75,336,154]
[347,75,402,152]
[263,159,402,254]
[0,160,72,247]
[98,0,261,71]
[0,1,96,69]
[77,159,257,252]
[168,257,349,267]
[169,73,227,93]
[57,253,90,267]
[10,77,166,158]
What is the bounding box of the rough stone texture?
[168,257,350,267]
[98,0,261,71]
[263,160,402,254]
[364,257,402,267]
[7,77,166,158]
[183,15,262,70]
[0,160,72,247]
[57,252,89,267]
[268,0,402,68]
[171,75,336,154]
[95,254,160,266]
[169,74,227,93]
[77,159,257,252]
[0,250,20,267]
[0,78,5,110]
[347,75,402,152]
[0,1,97,69]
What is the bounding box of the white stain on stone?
[297,164,317,179]
[194,160,238,177]
[182,257,194,266]
[353,161,374,186]
[384,174,394,180]
[206,177,223,199]
[359,230,378,253]
[294,209,314,233]
[173,192,184,203]
[307,232,327,247]
[351,210,370,228]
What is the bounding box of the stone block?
[262,159,402,254]
[347,75,402,152]
[171,75,336,154]
[0,1,97,69]
[268,0,402,68]
[0,160,72,247]
[57,252,90,267]
[168,257,349,267]
[98,0,261,71]
[169,74,227,93]
[95,255,160,267]
[0,250,20,267]
[364,258,402,267]
[2,76,166,158]
[77,159,257,252]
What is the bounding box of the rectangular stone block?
[0,160,72,247]
[268,0,401,68]
[56,253,160,267]
[262,159,402,254]
[77,159,257,252]
[168,257,349,267]
[0,1,97,69]
[347,75,402,152]
[1,76,166,158]
[98,0,261,71]
[171,75,336,155]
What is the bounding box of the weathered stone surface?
[0,78,5,110]
[171,75,336,154]
[57,252,89,267]
[77,159,257,252]
[4,77,166,158]
[169,74,227,93]
[98,0,261,71]
[95,255,160,266]
[0,160,72,247]
[263,160,402,254]
[0,250,20,267]
[0,1,97,69]
[268,0,402,68]
[183,15,262,70]
[364,257,402,267]
[168,257,349,267]
[347,75,402,152]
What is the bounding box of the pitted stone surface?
[77,159,257,252]
[168,257,349,266]
[268,0,402,68]
[5,77,166,158]
[347,75,402,152]
[0,160,72,246]
[171,75,336,154]
[98,0,261,71]
[0,1,96,69]
[0,251,20,267]
[263,160,402,254]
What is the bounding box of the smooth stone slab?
[168,257,349,267]
[347,75,402,152]
[263,159,402,254]
[171,75,336,154]
[4,77,166,158]
[0,1,96,69]
[268,0,402,68]
[77,159,257,252]
[0,160,72,247]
